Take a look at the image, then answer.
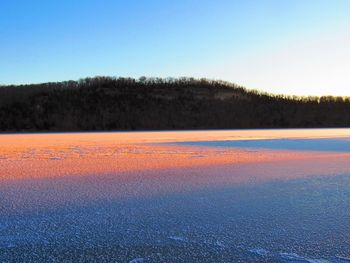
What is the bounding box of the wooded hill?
[1,77,349,131]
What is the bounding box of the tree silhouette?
[0,77,349,132]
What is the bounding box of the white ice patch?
[280,252,307,261]
[249,248,269,256]
[129,257,144,263]
[168,236,187,242]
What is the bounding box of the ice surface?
[249,248,270,256]
[0,129,350,261]
[175,138,350,152]
[129,257,145,263]
[168,236,187,242]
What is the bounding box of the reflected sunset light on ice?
[1,129,350,262]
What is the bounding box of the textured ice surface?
[1,172,350,262]
[175,138,350,152]
[0,130,350,262]
[249,248,270,256]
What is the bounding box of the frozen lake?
[0,129,350,262]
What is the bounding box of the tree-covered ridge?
[0,77,349,131]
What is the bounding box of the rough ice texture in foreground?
[0,129,350,262]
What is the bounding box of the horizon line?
[1,75,348,99]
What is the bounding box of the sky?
[0,0,349,96]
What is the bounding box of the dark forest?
[1,77,349,132]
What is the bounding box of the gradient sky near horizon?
[1,0,349,96]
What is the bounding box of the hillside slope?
[1,77,349,131]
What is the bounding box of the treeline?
[0,76,350,131]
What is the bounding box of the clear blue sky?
[1,0,350,96]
